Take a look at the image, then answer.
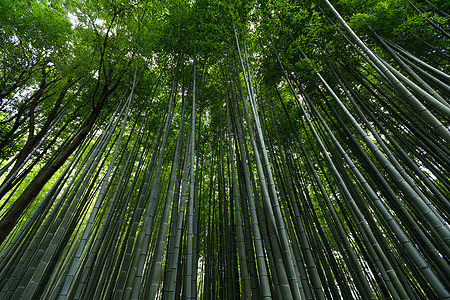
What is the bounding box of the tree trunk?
[0,83,119,242]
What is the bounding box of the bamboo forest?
[0,0,449,298]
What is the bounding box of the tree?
[0,0,448,298]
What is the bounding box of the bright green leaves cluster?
[0,0,73,104]
[191,0,232,58]
[339,0,449,60]
[346,0,410,36]
[152,0,232,61]
[0,0,71,50]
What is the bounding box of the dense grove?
[0,0,449,298]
